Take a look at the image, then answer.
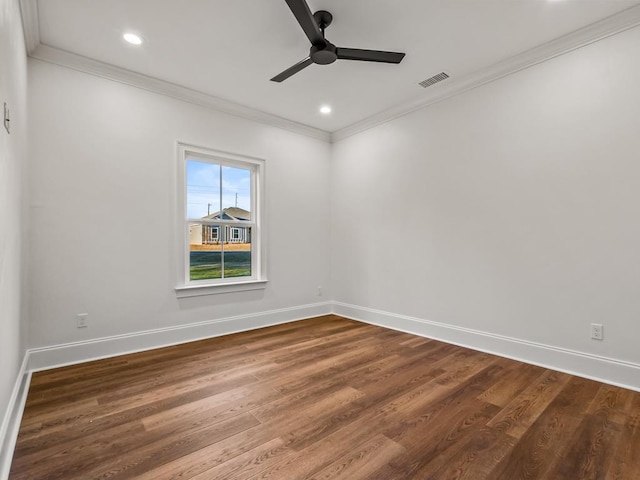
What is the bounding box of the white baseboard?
[12,298,639,479]
[332,301,640,393]
[8,298,639,480]
[25,300,640,391]
[2,303,331,477]
[0,352,31,480]
[28,302,332,372]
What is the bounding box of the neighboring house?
[189,207,251,245]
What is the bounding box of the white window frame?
[175,143,267,297]
[209,226,219,242]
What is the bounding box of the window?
[176,144,266,296]
[209,226,219,243]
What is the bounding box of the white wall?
[0,0,27,465]
[27,59,331,351]
[22,17,640,388]
[331,26,640,371]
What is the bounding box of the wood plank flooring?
[9,315,640,479]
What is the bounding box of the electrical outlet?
[317,286,323,296]
[591,323,603,340]
[77,313,88,328]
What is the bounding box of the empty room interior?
[2,0,640,478]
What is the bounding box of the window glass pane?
[186,160,220,219]
[189,249,222,281]
[189,224,251,280]
[224,226,251,278]
[221,165,252,221]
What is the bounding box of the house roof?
[202,207,251,221]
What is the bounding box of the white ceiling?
[27,0,640,136]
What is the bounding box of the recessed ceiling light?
[123,33,143,45]
[320,105,332,115]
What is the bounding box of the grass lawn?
[190,264,251,280]
[190,251,251,280]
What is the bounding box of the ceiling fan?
[271,0,406,82]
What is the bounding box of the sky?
[187,160,251,219]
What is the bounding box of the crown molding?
[19,0,39,54]
[28,44,332,143]
[20,2,640,144]
[332,5,640,143]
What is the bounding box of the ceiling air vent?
[418,72,450,88]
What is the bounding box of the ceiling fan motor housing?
[310,42,337,64]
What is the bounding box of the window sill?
[175,279,268,298]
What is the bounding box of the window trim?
[175,143,267,297]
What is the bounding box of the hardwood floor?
[9,315,640,479]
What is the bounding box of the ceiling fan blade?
[337,48,405,64]
[284,0,324,45]
[270,57,314,82]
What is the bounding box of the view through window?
[185,156,255,283]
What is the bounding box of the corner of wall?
[0,353,30,480]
